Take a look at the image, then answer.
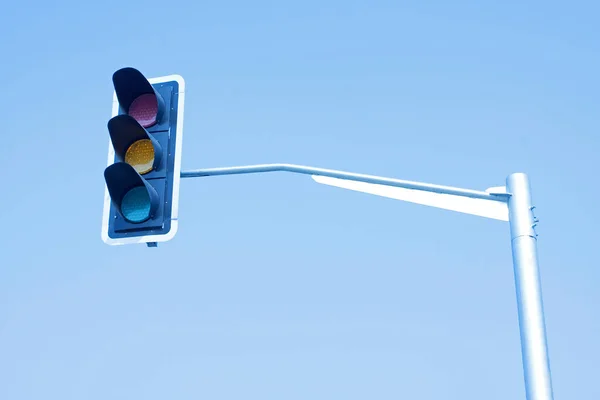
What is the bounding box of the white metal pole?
[182,164,553,399]
[506,173,554,400]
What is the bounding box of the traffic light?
[101,67,185,246]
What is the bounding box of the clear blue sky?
[1,1,598,399]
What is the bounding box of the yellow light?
[125,139,154,174]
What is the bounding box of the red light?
[129,94,158,128]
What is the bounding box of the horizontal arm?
[181,163,509,202]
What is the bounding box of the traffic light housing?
[101,67,185,246]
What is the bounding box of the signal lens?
[125,139,154,174]
[121,187,151,223]
[129,93,158,128]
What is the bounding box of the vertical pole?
[506,173,554,400]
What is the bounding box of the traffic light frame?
[101,67,185,246]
